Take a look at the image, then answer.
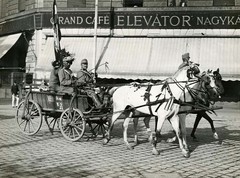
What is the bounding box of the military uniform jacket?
[58,68,73,86]
[77,69,94,84]
[49,68,60,87]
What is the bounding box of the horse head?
[200,70,219,98]
[197,68,225,101]
[213,68,224,95]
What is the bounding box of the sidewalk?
[0,99,18,117]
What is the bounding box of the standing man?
[49,60,61,92]
[11,81,19,108]
[77,58,102,108]
[58,56,75,94]
[178,53,190,69]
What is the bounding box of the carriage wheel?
[89,117,110,138]
[59,108,86,142]
[16,100,42,135]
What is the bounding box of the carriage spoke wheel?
[59,108,86,142]
[89,117,110,138]
[16,100,42,135]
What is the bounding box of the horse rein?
[183,73,219,106]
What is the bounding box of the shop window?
[18,0,26,12]
[213,0,235,6]
[124,0,143,7]
[67,0,86,8]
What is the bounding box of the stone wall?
[43,0,67,7]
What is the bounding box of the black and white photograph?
[0,0,240,177]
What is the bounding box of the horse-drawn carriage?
[15,85,112,141]
[15,61,223,158]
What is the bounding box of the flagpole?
[52,0,62,67]
[93,0,98,76]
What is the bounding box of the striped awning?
[37,36,240,81]
[0,33,22,59]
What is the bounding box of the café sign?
[42,10,240,29]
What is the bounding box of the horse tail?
[108,87,118,96]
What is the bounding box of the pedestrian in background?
[11,81,19,108]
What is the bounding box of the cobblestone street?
[0,99,240,178]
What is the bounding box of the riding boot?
[91,94,103,108]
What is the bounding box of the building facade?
[0,0,240,100]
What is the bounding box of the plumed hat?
[63,56,75,63]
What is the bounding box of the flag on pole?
[52,0,62,66]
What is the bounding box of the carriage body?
[29,91,88,115]
[15,87,112,141]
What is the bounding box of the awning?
[0,33,22,59]
[37,37,109,73]
[97,37,240,81]
[38,37,240,81]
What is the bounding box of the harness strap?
[144,85,153,115]
[80,69,93,78]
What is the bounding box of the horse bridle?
[212,72,223,95]
[183,71,221,107]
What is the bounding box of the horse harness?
[136,78,188,115]
[182,77,215,112]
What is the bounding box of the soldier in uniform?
[77,58,102,108]
[178,53,190,69]
[49,60,61,92]
[58,56,76,94]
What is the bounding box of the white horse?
[103,62,200,157]
[166,69,223,145]
[129,69,221,155]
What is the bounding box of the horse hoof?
[102,138,109,145]
[191,134,197,139]
[183,153,190,158]
[148,135,153,143]
[182,151,190,158]
[148,138,152,143]
[213,132,219,139]
[134,140,139,146]
[166,138,175,143]
[152,149,159,155]
[127,145,134,150]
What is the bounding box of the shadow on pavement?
[185,126,240,154]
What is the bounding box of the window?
[168,0,187,7]
[213,0,235,6]
[67,0,86,8]
[124,0,143,7]
[18,0,26,12]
